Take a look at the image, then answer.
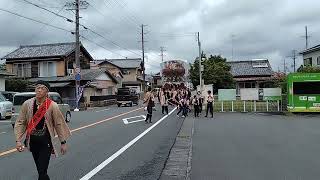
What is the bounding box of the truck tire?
[130,102,133,107]
[118,103,121,107]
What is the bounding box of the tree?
[297,65,320,73]
[272,72,287,94]
[5,79,30,92]
[190,55,235,93]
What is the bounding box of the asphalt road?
[0,104,182,180]
[191,113,320,180]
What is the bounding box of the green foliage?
[5,79,30,92]
[272,72,287,94]
[190,55,235,93]
[297,65,320,73]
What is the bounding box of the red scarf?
[26,98,52,137]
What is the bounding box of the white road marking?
[126,118,146,124]
[0,132,6,135]
[0,121,11,123]
[95,108,110,113]
[80,107,177,180]
[122,115,146,125]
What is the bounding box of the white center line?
[95,108,110,113]
[79,107,177,180]
[0,121,11,123]
[0,132,6,135]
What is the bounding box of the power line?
[84,27,141,57]
[18,0,140,57]
[81,35,127,58]
[109,0,141,25]
[103,0,140,30]
[22,4,67,44]
[0,8,72,33]
[19,0,74,22]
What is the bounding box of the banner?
[218,89,236,101]
[263,88,282,101]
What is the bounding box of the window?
[123,69,130,75]
[107,87,113,95]
[0,94,5,102]
[39,61,57,77]
[13,63,31,77]
[317,56,320,65]
[304,58,312,66]
[293,82,320,94]
[50,95,63,104]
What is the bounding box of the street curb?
[159,116,195,180]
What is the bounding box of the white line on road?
[0,132,6,135]
[79,107,177,180]
[0,121,11,123]
[122,115,146,125]
[95,108,110,113]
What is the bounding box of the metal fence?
[209,95,288,112]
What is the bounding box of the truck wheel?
[118,103,121,107]
[130,102,133,107]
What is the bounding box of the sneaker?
[182,115,185,118]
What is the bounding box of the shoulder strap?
[26,98,52,137]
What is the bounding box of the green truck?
[287,73,320,112]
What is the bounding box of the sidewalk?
[159,116,194,180]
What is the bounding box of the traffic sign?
[75,73,81,81]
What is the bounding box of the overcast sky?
[0,0,319,73]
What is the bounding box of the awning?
[49,82,71,88]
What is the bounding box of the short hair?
[208,90,211,94]
[148,87,152,92]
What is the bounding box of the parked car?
[0,93,13,120]
[116,87,139,107]
[11,92,71,128]
[0,91,19,102]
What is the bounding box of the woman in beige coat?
[14,80,71,180]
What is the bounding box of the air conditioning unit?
[67,69,74,76]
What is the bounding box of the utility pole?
[231,34,235,61]
[292,50,297,72]
[197,32,203,93]
[283,58,287,74]
[303,26,311,50]
[160,46,166,62]
[66,0,88,111]
[141,24,147,92]
[75,0,80,111]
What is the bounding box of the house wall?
[0,77,5,91]
[123,68,137,82]
[56,61,65,76]
[6,64,13,73]
[303,50,320,66]
[65,50,91,71]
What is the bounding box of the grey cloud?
[0,0,319,74]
